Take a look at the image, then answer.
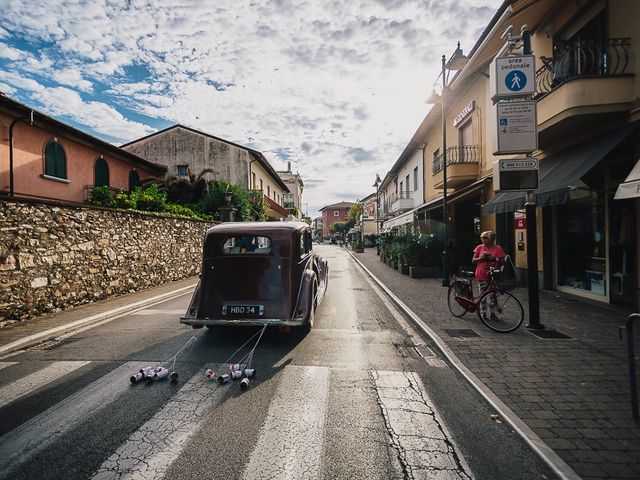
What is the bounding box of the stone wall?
[0,198,212,327]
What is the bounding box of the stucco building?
[0,95,166,204]
[378,0,640,309]
[318,201,356,238]
[121,125,289,220]
[277,161,304,220]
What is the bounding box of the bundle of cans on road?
[206,363,256,391]
[130,366,179,384]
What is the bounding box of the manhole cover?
[527,329,573,340]
[444,329,480,338]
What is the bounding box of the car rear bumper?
[180,316,307,327]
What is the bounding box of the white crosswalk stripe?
[372,371,474,480]
[242,365,330,480]
[0,361,143,475]
[0,361,472,480]
[0,362,18,371]
[0,360,90,409]
[92,366,229,480]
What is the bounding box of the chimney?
[287,161,291,172]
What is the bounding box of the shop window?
[44,140,67,179]
[556,174,606,296]
[94,158,109,187]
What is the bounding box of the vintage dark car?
[181,222,328,332]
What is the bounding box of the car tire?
[302,285,316,334]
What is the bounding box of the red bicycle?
[447,266,524,333]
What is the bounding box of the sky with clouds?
[0,0,502,218]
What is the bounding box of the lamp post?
[432,42,468,287]
[373,173,381,254]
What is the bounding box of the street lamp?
[372,173,381,235]
[428,42,468,287]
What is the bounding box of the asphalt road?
[0,245,555,479]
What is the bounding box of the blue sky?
[0,0,501,218]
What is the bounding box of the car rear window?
[222,235,272,254]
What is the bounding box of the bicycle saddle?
[460,270,475,278]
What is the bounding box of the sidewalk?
[353,247,640,480]
[0,277,198,356]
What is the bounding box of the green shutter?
[128,170,140,191]
[95,159,109,187]
[45,141,67,179]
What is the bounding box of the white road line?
[0,361,18,371]
[0,360,90,409]
[0,362,145,475]
[131,309,186,316]
[372,370,474,480]
[242,365,330,480]
[92,366,228,480]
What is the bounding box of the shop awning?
[483,124,637,214]
[382,209,415,230]
[614,158,640,199]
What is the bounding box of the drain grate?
[527,329,573,340]
[444,329,480,338]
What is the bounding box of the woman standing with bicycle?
[446,230,523,332]
[472,231,506,323]
[472,230,505,293]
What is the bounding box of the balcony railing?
[388,191,413,204]
[535,38,632,99]
[264,195,288,217]
[432,145,479,175]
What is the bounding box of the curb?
[0,284,197,357]
[348,251,581,480]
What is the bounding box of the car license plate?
[222,305,264,316]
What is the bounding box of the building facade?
[277,161,304,220]
[0,95,166,204]
[122,125,290,220]
[319,201,356,238]
[377,0,639,308]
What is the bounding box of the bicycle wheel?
[477,289,524,332]
[447,281,471,318]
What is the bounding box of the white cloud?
[0,0,502,216]
[51,68,94,92]
[0,43,23,61]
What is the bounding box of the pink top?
[473,244,506,281]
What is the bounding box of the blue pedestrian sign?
[492,55,535,98]
[505,71,526,91]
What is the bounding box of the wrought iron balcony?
[432,145,479,189]
[535,38,633,99]
[432,145,479,175]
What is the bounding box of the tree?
[329,221,350,238]
[165,168,217,204]
[348,203,363,224]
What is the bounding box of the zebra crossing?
[0,360,474,480]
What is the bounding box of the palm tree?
[165,168,217,204]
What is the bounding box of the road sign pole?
[525,191,544,330]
